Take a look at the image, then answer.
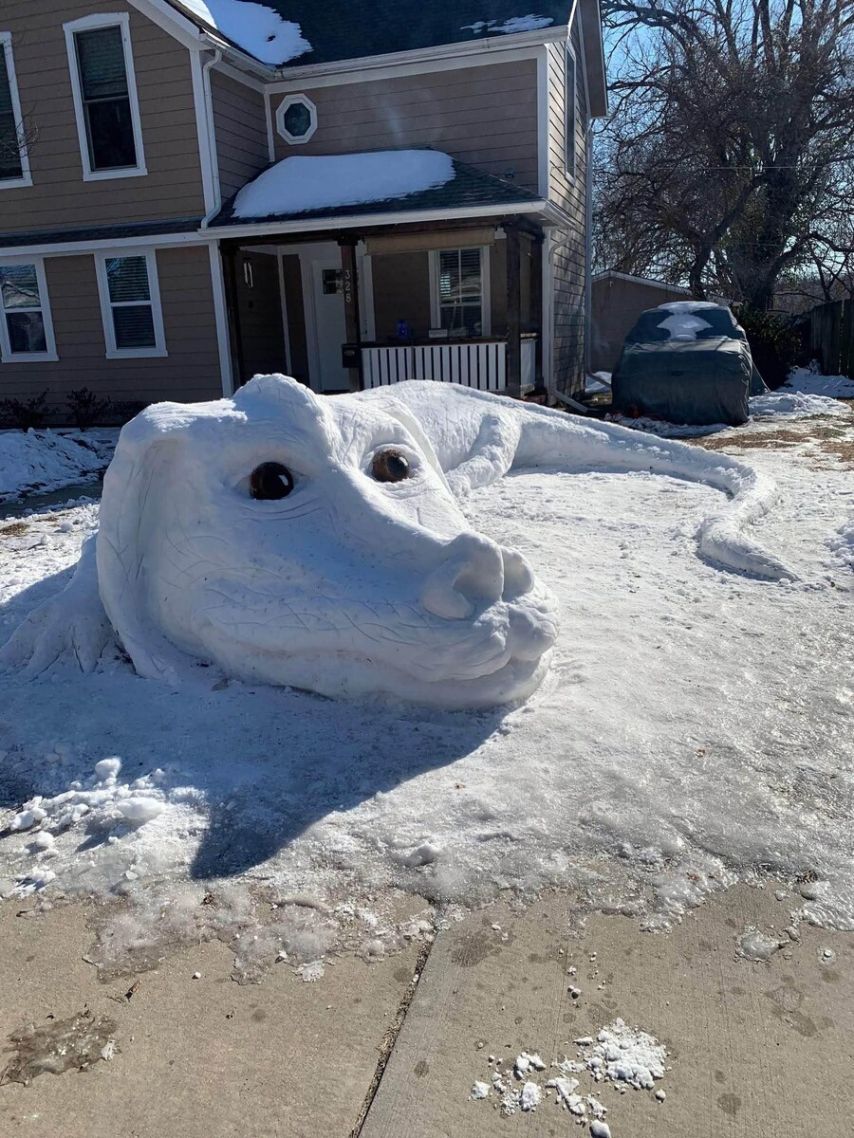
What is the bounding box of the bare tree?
[595,0,854,309]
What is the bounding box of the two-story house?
[0,1,606,418]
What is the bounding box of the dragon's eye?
[250,462,294,500]
[372,449,410,483]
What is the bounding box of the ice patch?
[737,926,784,961]
[232,151,455,218]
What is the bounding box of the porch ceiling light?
[276,93,317,145]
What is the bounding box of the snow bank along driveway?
[0,403,852,973]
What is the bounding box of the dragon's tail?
[515,407,791,581]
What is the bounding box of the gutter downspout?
[584,128,594,375]
[200,48,222,227]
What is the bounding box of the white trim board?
[93,247,168,358]
[190,49,217,215]
[63,12,148,183]
[0,256,59,363]
[205,200,557,242]
[593,270,691,293]
[0,232,210,259]
[0,32,33,190]
[208,242,233,394]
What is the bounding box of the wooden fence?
[806,299,854,378]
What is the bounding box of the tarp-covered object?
[611,302,767,426]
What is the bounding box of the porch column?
[338,236,363,392]
[531,233,544,386]
[220,241,245,386]
[504,224,522,398]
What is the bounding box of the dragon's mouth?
[187,586,559,707]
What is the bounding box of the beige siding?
[0,246,221,415]
[371,251,431,341]
[212,71,269,201]
[547,26,589,394]
[272,61,540,193]
[0,0,204,235]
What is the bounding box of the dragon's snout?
[419,533,535,621]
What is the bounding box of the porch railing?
[362,337,537,392]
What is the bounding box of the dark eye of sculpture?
[372,449,411,483]
[250,462,294,500]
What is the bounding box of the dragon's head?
[97,375,558,707]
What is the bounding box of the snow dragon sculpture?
[0,376,788,707]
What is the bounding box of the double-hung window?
[431,247,490,337]
[65,14,145,180]
[95,251,166,358]
[0,261,58,361]
[0,33,31,187]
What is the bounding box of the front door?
[310,257,350,392]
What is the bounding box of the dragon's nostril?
[420,534,504,620]
[501,549,534,601]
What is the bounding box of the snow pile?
[232,151,456,219]
[472,1022,666,1119]
[785,366,854,399]
[829,520,854,570]
[179,0,311,65]
[462,16,555,34]
[581,1020,667,1089]
[0,430,112,503]
[749,390,850,420]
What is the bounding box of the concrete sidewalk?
[1,885,852,1137]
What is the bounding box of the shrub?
[66,387,112,430]
[736,308,801,389]
[0,390,50,430]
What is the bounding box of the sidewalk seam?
[349,937,435,1138]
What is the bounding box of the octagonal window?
[276,94,317,145]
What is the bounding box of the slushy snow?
[232,151,456,219]
[179,0,310,65]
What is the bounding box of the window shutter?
[76,27,129,100]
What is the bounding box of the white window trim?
[275,93,318,145]
[565,41,578,181]
[428,246,491,337]
[64,12,147,182]
[0,256,58,362]
[94,248,167,358]
[0,32,32,189]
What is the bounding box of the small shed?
[591,271,691,373]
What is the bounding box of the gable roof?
[168,1,573,67]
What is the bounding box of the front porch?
[219,222,545,398]
[206,150,558,399]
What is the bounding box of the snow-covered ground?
[784,366,854,399]
[0,402,852,975]
[0,429,115,504]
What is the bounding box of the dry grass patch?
[0,521,30,537]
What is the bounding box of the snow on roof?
[231,150,456,219]
[461,15,555,34]
[179,0,310,65]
